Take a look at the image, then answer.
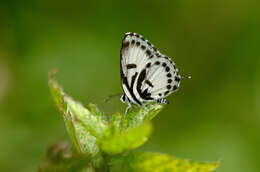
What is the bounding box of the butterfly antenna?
[181,75,192,80]
[104,93,122,102]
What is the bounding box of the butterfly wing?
[120,33,156,85]
[120,32,160,105]
[140,57,181,100]
[120,32,181,105]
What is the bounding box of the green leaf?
[49,70,81,153]
[48,70,107,158]
[48,70,220,172]
[65,97,108,139]
[98,103,161,155]
[121,104,163,130]
[109,152,220,172]
[101,122,153,155]
[105,112,122,136]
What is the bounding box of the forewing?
[120,32,158,87]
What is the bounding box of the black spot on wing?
[146,50,151,56]
[137,70,146,94]
[131,73,138,90]
[137,69,153,100]
[122,41,129,48]
[141,37,145,41]
[141,45,146,50]
[145,80,154,87]
[129,72,142,105]
[175,76,180,82]
[164,91,170,96]
[142,89,152,100]
[164,56,169,60]
[146,62,151,68]
[126,64,137,69]
[121,94,126,102]
[162,63,167,67]
[167,73,172,77]
[173,85,178,90]
[155,61,160,65]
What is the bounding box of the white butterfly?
[120,32,189,112]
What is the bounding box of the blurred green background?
[0,0,258,171]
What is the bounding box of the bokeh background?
[0,0,258,171]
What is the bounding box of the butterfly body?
[120,32,182,109]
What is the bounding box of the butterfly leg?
[155,98,169,104]
[142,102,149,111]
[125,103,132,114]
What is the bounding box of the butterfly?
[120,32,189,112]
